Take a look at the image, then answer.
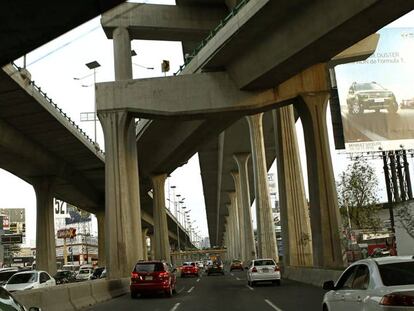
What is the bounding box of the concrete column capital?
[230,170,239,180]
[151,173,168,185]
[233,153,251,165]
[246,112,264,130]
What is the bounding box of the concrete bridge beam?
[296,93,344,268]
[98,110,143,278]
[273,106,313,267]
[233,153,256,262]
[33,177,57,276]
[151,174,171,263]
[246,113,278,261]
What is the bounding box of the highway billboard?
[335,28,414,152]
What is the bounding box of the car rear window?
[379,262,414,286]
[134,263,164,273]
[79,269,91,274]
[254,260,275,266]
[8,273,37,284]
[232,260,241,264]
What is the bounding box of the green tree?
[395,202,414,239]
[337,157,381,230]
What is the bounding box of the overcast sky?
[0,2,412,248]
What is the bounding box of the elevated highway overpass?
[98,0,412,277]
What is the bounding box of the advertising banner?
[335,28,414,152]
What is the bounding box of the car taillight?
[274,266,280,272]
[131,272,139,279]
[252,267,257,273]
[380,294,414,306]
[158,272,169,279]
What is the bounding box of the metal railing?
[10,62,105,156]
[174,0,250,76]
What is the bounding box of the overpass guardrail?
[174,0,250,76]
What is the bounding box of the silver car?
[323,256,414,311]
[246,259,281,286]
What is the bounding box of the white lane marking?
[230,273,234,276]
[264,299,283,311]
[187,286,195,293]
[177,287,185,293]
[246,285,254,291]
[196,278,200,282]
[236,277,241,281]
[170,303,181,311]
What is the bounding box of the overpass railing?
[174,0,250,75]
[10,62,105,156]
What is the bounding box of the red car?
[130,261,176,298]
[180,262,199,278]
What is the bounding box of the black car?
[207,261,224,276]
[90,267,105,280]
[0,286,40,310]
[54,270,77,284]
[346,81,398,114]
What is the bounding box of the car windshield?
[79,270,91,274]
[8,273,37,284]
[355,83,385,91]
[134,263,164,273]
[0,271,18,282]
[379,262,414,286]
[254,260,275,266]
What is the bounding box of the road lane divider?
[246,285,254,291]
[196,278,200,282]
[170,302,181,311]
[265,299,283,311]
[177,287,185,294]
[236,277,241,281]
[187,286,195,293]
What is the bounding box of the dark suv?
[346,82,398,114]
[206,260,224,276]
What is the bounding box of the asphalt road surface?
[86,270,326,311]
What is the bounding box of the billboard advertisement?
[335,28,414,152]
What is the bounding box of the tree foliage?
[337,157,381,230]
[395,202,414,239]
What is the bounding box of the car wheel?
[251,281,256,287]
[388,100,398,114]
[131,291,138,299]
[247,280,251,286]
[322,304,329,311]
[350,100,363,115]
[207,273,210,276]
[275,280,281,286]
[165,285,173,297]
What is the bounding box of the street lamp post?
[85,61,101,144]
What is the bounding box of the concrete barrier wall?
[283,266,344,288]
[13,277,130,311]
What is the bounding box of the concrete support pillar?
[98,110,143,278]
[225,216,234,259]
[96,211,106,267]
[151,174,171,263]
[113,27,132,81]
[273,106,313,267]
[227,192,240,259]
[246,113,278,261]
[142,228,148,261]
[230,172,245,262]
[149,235,155,260]
[233,153,256,262]
[33,177,56,275]
[296,93,343,268]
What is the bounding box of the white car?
[246,259,281,286]
[76,268,94,281]
[4,270,55,292]
[323,256,414,311]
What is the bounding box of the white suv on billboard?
[346,82,398,114]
